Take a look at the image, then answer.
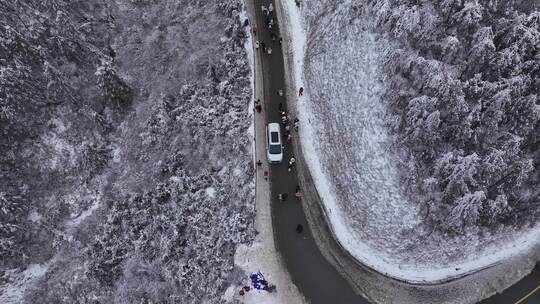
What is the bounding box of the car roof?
[268,123,280,132]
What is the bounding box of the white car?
[266,123,283,163]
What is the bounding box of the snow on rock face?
[283,0,540,282]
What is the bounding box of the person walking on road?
[293,118,299,131]
[256,160,262,167]
[269,3,274,14]
[263,170,269,181]
[288,157,296,172]
[295,186,302,202]
[299,87,304,96]
[252,24,257,35]
[255,98,262,113]
[278,193,288,202]
[267,47,272,55]
[289,156,296,166]
[296,224,303,233]
[255,40,259,50]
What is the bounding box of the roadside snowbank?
[281,0,540,283]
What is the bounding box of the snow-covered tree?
[377,0,539,232]
[446,190,485,232]
[96,62,133,108]
[0,191,28,262]
[434,150,480,203]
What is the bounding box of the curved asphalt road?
[250,0,369,303]
[250,1,540,303]
[480,265,540,304]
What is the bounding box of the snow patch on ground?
[281,0,540,282]
[27,210,43,223]
[112,144,122,163]
[0,263,50,304]
[232,243,284,304]
[41,131,77,169]
[67,199,100,228]
[205,187,216,198]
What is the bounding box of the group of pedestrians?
[252,2,282,56]
[277,184,301,203]
[280,106,299,145]
[277,102,302,205]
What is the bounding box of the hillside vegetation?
[0,1,254,303]
[372,0,540,233]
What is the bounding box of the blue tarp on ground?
[250,272,269,290]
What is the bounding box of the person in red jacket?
[295,186,301,202]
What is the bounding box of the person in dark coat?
[296,224,303,233]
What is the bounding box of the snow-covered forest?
[0,0,254,302]
[374,0,539,234]
[293,0,539,280]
